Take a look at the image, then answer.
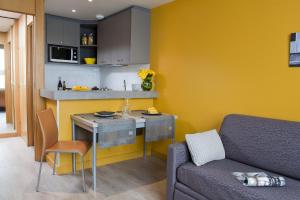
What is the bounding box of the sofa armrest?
[167,142,191,200]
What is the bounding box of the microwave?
[49,45,78,64]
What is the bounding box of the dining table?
[71,111,176,192]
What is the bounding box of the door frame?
[26,21,34,146]
[0,0,45,160]
[0,32,17,138]
[3,40,13,125]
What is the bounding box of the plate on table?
[142,112,162,116]
[94,111,116,118]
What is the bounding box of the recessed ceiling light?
[96,14,104,20]
[88,0,93,2]
[72,9,76,13]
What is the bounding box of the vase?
[141,76,153,91]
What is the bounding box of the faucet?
[123,80,127,91]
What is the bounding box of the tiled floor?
[0,112,15,134]
[0,137,166,200]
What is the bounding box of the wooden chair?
[36,109,91,192]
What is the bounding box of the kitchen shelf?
[80,45,97,47]
[80,64,99,67]
[80,23,97,65]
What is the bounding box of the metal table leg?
[72,120,76,175]
[143,129,147,160]
[144,143,147,160]
[92,127,97,192]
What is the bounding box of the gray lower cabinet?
[97,7,150,65]
[46,15,80,47]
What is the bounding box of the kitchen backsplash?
[45,63,101,90]
[100,64,150,91]
[45,63,150,91]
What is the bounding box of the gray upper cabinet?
[63,20,80,47]
[98,17,113,65]
[46,15,80,47]
[46,16,64,45]
[111,9,131,65]
[130,7,150,64]
[97,7,150,65]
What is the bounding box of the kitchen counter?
[40,89,158,100]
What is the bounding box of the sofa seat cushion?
[177,159,300,200]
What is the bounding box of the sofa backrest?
[220,114,300,180]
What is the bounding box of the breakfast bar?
[40,88,175,182]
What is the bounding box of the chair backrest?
[37,109,58,152]
[220,114,300,180]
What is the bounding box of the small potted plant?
[138,68,155,91]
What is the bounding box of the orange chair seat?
[46,141,91,156]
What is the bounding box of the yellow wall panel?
[151,0,300,155]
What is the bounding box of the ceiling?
[0,10,21,32]
[45,0,174,20]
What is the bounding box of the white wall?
[45,63,150,91]
[45,63,101,90]
[100,64,149,91]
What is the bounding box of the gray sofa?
[167,114,300,200]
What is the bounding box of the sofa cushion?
[185,129,225,166]
[177,159,300,200]
[220,114,300,179]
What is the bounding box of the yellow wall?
[46,99,153,174]
[151,0,300,155]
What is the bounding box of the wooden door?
[26,22,34,146]
[4,39,13,124]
